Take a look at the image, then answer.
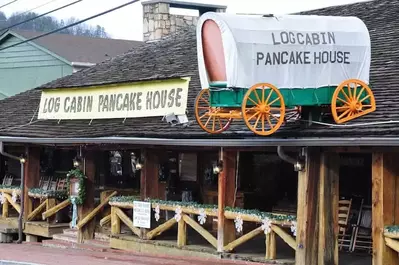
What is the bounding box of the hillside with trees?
[0,11,109,38]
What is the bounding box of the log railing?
[109,199,297,260]
[0,188,21,218]
[384,227,399,253]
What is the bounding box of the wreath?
[66,168,86,205]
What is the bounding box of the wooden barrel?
[201,19,227,83]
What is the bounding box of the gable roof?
[3,29,143,64]
[0,0,398,144]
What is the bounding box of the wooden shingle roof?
[0,0,398,140]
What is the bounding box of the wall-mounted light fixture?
[213,160,223,174]
[73,156,82,168]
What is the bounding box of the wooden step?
[52,233,77,243]
[42,239,107,252]
[94,232,110,242]
[63,228,77,237]
[84,239,109,248]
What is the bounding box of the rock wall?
[143,2,225,42]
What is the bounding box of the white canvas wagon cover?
[197,12,371,90]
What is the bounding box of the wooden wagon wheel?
[331,79,376,124]
[194,89,232,134]
[242,83,285,136]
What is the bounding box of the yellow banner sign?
[38,78,190,120]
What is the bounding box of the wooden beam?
[24,146,41,218]
[27,199,47,221]
[46,198,56,223]
[2,199,8,218]
[372,153,399,265]
[3,193,20,213]
[271,224,296,250]
[146,217,177,240]
[76,191,117,229]
[318,153,339,265]
[265,230,276,260]
[217,148,226,252]
[111,207,120,235]
[295,147,320,265]
[114,207,141,237]
[183,214,217,249]
[385,237,399,253]
[78,150,96,243]
[224,150,237,245]
[41,199,70,220]
[100,214,111,227]
[224,226,262,252]
[177,216,187,248]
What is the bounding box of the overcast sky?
[0,0,371,40]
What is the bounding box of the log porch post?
[318,152,339,265]
[224,149,238,245]
[217,147,226,252]
[372,152,399,265]
[24,146,41,218]
[140,149,159,200]
[295,147,320,265]
[77,150,96,243]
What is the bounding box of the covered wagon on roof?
[194,12,376,136]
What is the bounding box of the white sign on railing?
[133,201,151,229]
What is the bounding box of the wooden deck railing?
[109,198,297,260]
[384,227,399,253]
[0,188,21,218]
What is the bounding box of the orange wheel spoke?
[261,86,265,103]
[200,97,209,104]
[217,117,223,130]
[359,95,370,103]
[197,106,210,109]
[353,84,357,100]
[337,97,349,105]
[265,89,273,105]
[248,97,258,106]
[347,84,353,99]
[253,114,261,130]
[338,109,350,119]
[261,114,265,132]
[212,116,216,131]
[267,116,273,129]
[253,89,261,104]
[199,113,210,119]
[336,106,350,110]
[356,87,365,101]
[362,104,372,107]
[340,89,351,102]
[269,97,280,106]
[248,111,260,121]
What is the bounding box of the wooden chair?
[2,174,14,186]
[351,202,372,253]
[56,179,67,191]
[338,199,352,251]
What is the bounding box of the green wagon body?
[209,85,370,108]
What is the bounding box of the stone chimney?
[142,0,227,42]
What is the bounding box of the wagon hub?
[349,101,362,112]
[259,104,271,113]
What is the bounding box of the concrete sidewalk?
[0,243,268,265]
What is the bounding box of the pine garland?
[28,188,68,200]
[385,225,399,233]
[109,196,296,222]
[66,168,87,205]
[0,185,20,190]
